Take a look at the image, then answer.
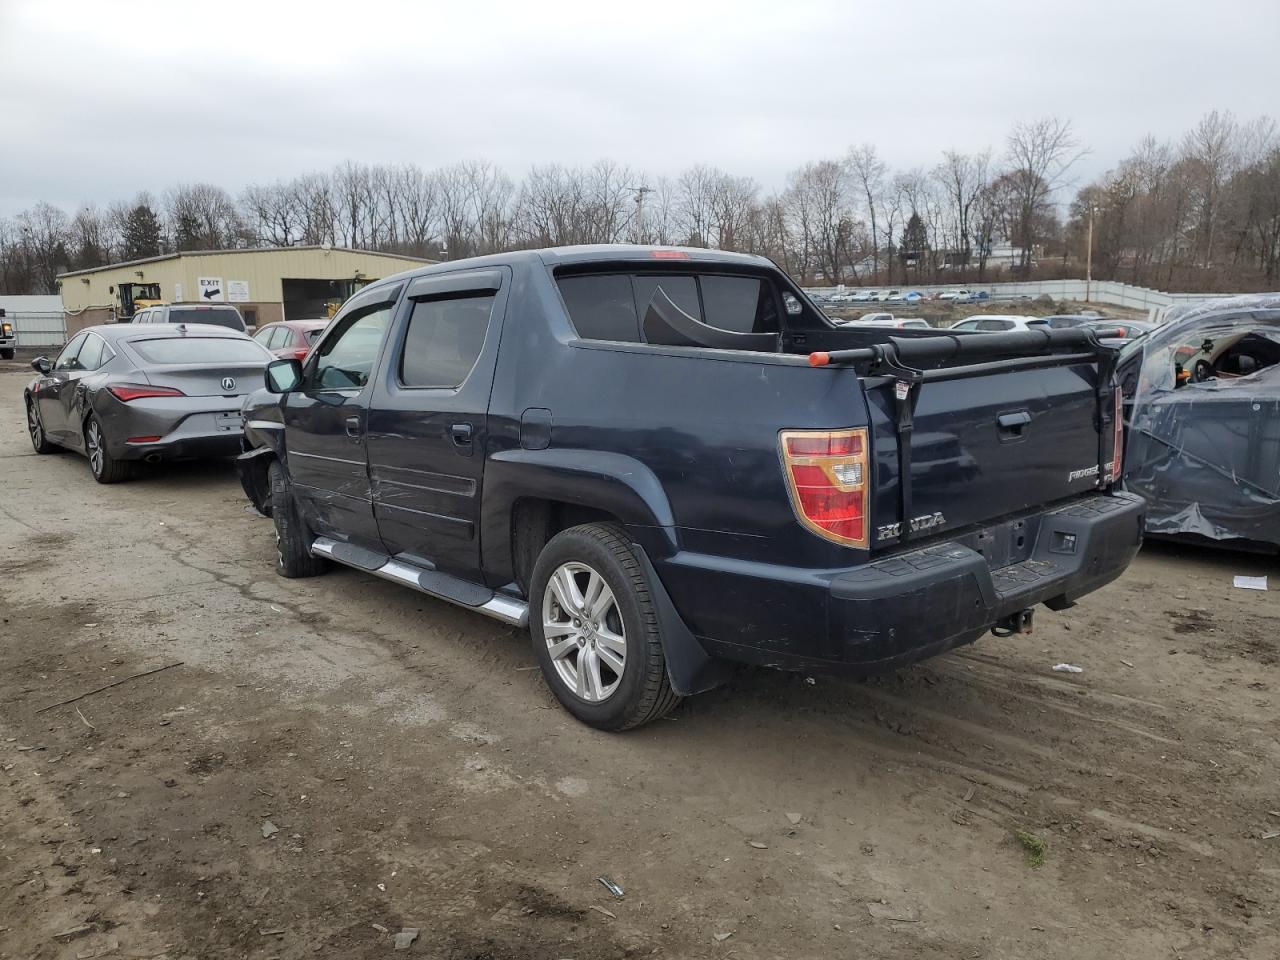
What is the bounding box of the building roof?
[57,245,436,280]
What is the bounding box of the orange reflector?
[808,352,830,367]
[1111,388,1124,483]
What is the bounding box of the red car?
[252,319,329,361]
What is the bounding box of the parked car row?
[26,244,1215,734]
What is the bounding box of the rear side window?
[77,334,108,371]
[131,338,268,364]
[400,295,494,388]
[558,275,639,341]
[168,307,245,331]
[976,319,1013,331]
[558,272,781,343]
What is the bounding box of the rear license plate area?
[215,412,240,433]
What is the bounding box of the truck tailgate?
[866,362,1106,548]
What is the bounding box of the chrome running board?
[309,536,528,628]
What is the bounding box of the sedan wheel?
[27,401,55,454]
[542,561,627,703]
[84,414,133,483]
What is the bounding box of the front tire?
[27,400,57,454]
[85,414,133,483]
[269,459,327,578]
[530,523,680,731]
[1,348,14,361]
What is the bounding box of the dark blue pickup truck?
[238,246,1143,730]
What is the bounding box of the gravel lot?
[1,360,1277,960]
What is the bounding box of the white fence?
[6,311,67,347]
[804,278,1237,320]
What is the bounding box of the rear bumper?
[98,398,246,462]
[659,492,1146,676]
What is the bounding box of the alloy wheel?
[542,561,626,702]
[27,403,42,450]
[86,420,104,477]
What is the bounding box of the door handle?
[345,416,362,440]
[450,423,473,445]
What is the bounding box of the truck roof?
[367,245,775,295]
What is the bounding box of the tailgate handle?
[998,411,1032,428]
[997,410,1032,440]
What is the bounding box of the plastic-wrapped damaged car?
[1119,294,1280,552]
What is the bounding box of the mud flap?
[633,545,734,696]
[236,445,276,517]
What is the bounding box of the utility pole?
[629,185,653,243]
[1085,205,1094,302]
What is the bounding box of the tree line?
[3,111,1277,297]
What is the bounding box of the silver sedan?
[23,323,273,483]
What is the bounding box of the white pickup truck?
[0,310,15,360]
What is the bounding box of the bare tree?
[846,144,886,282]
[934,150,989,277]
[1004,118,1084,274]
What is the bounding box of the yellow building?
[58,246,434,334]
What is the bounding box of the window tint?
[311,305,392,390]
[559,271,780,343]
[632,275,701,324]
[304,328,324,344]
[700,276,778,334]
[167,306,245,331]
[55,333,87,370]
[77,334,107,371]
[400,295,494,388]
[130,338,270,364]
[558,275,639,341]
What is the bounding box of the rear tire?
[1,348,14,360]
[85,414,133,483]
[530,523,680,731]
[26,400,57,454]
[269,459,327,578]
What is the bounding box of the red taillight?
[108,384,186,402]
[292,347,310,360]
[126,435,163,444]
[1111,387,1124,483]
[780,428,870,548]
[651,249,690,260]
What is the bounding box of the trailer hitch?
[991,608,1035,637]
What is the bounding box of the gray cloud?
[2,0,1277,215]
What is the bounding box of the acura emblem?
[221,376,237,392]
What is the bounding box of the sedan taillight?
[108,384,186,402]
[292,347,310,360]
[779,428,870,548]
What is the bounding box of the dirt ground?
[1,361,1277,960]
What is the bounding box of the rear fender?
[481,448,678,584]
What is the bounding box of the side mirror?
[31,356,52,375]
[265,358,303,393]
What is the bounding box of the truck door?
[281,285,401,551]
[364,267,509,583]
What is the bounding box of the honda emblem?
[221,376,237,392]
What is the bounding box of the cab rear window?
[130,338,268,364]
[557,272,780,343]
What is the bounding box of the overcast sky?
[2,0,1277,217]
